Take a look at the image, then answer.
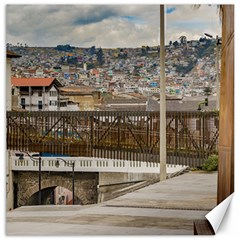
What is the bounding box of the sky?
[5,4,222,48]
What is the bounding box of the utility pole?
[160,4,167,181]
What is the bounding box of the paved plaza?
[6,171,217,235]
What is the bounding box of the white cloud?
[6,4,221,47]
[166,5,221,43]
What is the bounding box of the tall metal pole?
[38,156,42,205]
[160,5,167,181]
[215,35,220,110]
[72,162,75,205]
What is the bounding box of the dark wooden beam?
[194,220,215,235]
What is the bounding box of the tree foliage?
[202,154,218,171]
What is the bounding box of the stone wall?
[99,172,159,185]
[98,172,159,202]
[14,171,99,207]
[12,169,160,207]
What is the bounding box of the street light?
[204,33,222,110]
[55,158,75,205]
[19,152,42,205]
[204,33,213,38]
[197,98,208,111]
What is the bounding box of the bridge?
[10,154,188,207]
[7,110,219,167]
[6,110,219,209]
[12,156,186,174]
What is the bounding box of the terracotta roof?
[27,69,36,74]
[91,69,99,75]
[12,77,58,87]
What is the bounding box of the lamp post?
[204,33,221,110]
[197,98,208,111]
[55,158,75,205]
[19,152,42,205]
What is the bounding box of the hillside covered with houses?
[7,36,219,111]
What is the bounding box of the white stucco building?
[11,77,79,111]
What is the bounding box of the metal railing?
[6,111,219,167]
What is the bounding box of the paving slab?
[6,171,217,236]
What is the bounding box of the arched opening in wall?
[54,186,82,205]
[26,186,55,205]
[26,186,82,205]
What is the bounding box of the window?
[60,102,67,107]
[50,91,57,97]
[21,98,25,109]
[38,91,42,97]
[38,101,43,110]
[50,101,57,106]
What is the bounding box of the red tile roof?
[27,69,36,74]
[91,69,99,75]
[12,77,56,87]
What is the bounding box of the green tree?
[179,36,187,45]
[204,86,212,96]
[202,155,218,171]
[173,41,179,47]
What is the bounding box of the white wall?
[18,85,81,111]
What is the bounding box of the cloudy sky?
[6,4,221,48]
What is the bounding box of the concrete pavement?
[6,171,217,235]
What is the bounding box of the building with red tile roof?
[11,77,78,111]
[11,77,62,87]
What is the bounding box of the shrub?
[202,154,218,171]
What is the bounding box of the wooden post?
[217,5,234,204]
